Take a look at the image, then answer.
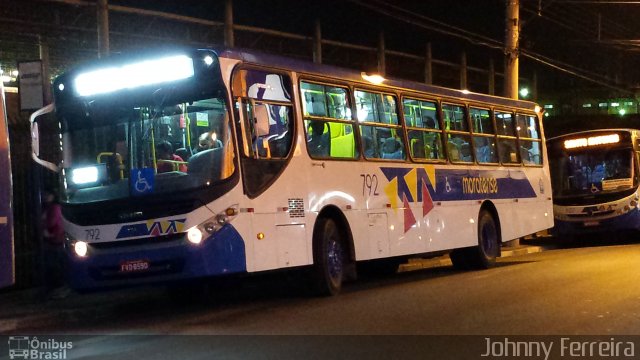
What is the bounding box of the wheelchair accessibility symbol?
[131,168,154,195]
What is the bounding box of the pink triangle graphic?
[403,193,417,233]
[149,222,162,236]
[422,179,434,218]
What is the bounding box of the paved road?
[4,239,640,336]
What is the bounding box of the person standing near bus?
[41,188,68,298]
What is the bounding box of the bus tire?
[312,217,345,296]
[450,210,499,270]
[472,209,499,269]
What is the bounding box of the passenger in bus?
[362,135,376,158]
[197,131,223,152]
[156,140,187,173]
[499,141,517,163]
[381,136,404,159]
[591,162,606,182]
[475,137,493,163]
[424,116,437,129]
[410,137,426,158]
[307,120,329,157]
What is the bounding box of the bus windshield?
[550,148,635,198]
[60,96,235,204]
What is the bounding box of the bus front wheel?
[312,217,345,296]
[450,210,499,270]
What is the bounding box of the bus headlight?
[185,205,239,246]
[74,241,88,257]
[65,233,89,258]
[187,228,203,245]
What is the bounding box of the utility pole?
[460,51,468,90]
[504,0,519,99]
[97,0,109,58]
[377,31,386,76]
[224,0,234,48]
[424,42,432,85]
[313,20,322,64]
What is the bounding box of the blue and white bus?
[548,129,640,238]
[0,81,15,289]
[31,48,553,295]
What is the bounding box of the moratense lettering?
[462,177,498,195]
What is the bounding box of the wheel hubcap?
[481,222,497,255]
[327,237,343,283]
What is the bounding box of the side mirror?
[29,104,60,172]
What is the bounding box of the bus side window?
[356,89,405,161]
[301,81,357,160]
[516,113,543,165]
[495,111,520,164]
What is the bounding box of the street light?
[519,87,529,98]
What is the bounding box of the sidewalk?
[0,285,162,333]
[399,235,557,272]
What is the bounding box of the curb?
[399,244,549,273]
[501,245,545,258]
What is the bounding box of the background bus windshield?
[550,148,634,198]
[60,96,234,203]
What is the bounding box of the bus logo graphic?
[381,166,436,233]
[8,336,29,359]
[116,218,186,239]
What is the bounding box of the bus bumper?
[66,224,246,290]
[552,208,640,238]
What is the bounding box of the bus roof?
[547,128,638,142]
[216,47,540,112]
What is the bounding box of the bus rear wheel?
[450,210,499,270]
[312,217,345,296]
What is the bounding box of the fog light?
[187,228,203,244]
[216,214,228,226]
[74,241,88,257]
[203,222,216,234]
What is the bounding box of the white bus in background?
[548,129,640,239]
[31,48,553,295]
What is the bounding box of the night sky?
[2,0,640,95]
[105,0,640,92]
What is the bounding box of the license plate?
[119,260,150,273]
[583,221,600,227]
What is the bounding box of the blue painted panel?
[380,166,537,204]
[67,224,246,290]
[553,208,640,237]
